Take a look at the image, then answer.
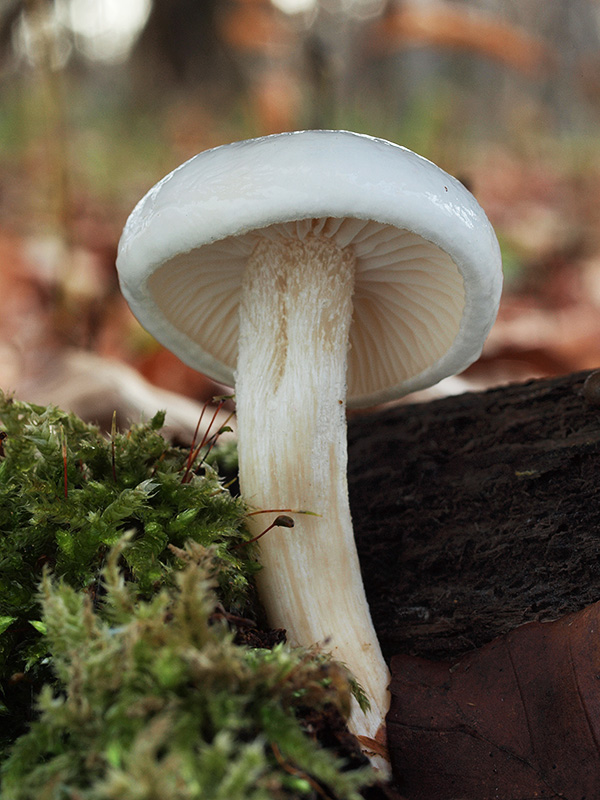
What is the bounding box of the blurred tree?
[0,0,22,73]
[367,1,553,76]
[217,0,300,132]
[129,0,243,100]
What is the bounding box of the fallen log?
[349,369,600,663]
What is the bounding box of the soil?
[348,368,600,662]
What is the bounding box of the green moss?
[1,541,374,799]
[0,393,253,755]
[0,394,376,798]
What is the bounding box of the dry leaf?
[387,602,600,799]
[369,2,554,76]
[13,348,236,441]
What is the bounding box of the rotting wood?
[348,369,600,662]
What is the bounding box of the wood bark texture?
[348,369,600,663]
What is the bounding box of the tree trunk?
[129,0,242,96]
[348,369,600,663]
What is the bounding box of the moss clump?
[1,541,373,800]
[0,394,376,798]
[0,393,253,755]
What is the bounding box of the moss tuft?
[1,540,374,799]
[0,393,253,754]
[0,394,376,798]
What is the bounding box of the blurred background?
[2,0,600,435]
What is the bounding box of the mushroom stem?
[236,234,391,748]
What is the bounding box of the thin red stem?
[181,399,227,483]
[181,400,208,482]
[60,426,68,499]
[111,410,117,483]
[233,514,294,550]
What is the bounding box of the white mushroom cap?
[117,130,502,407]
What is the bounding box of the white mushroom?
[116,130,503,759]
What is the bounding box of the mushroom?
[116,130,503,758]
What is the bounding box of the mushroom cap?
[117,130,502,408]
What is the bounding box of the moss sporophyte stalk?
[0,393,376,799]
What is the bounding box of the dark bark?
[349,369,600,663]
